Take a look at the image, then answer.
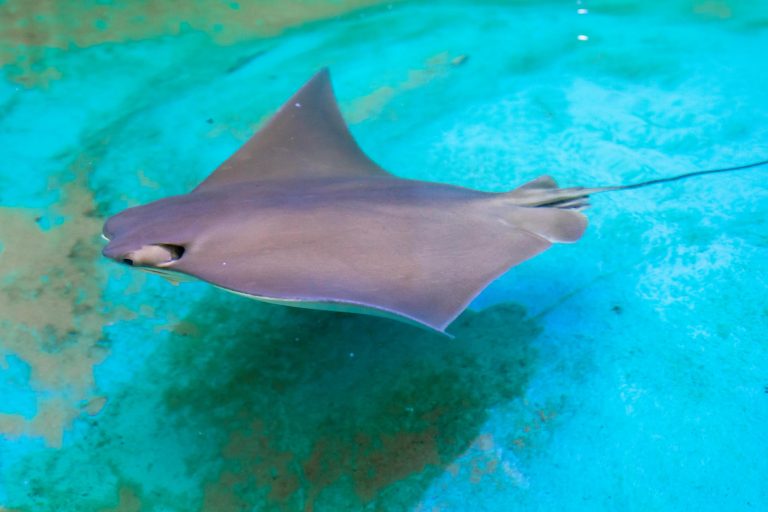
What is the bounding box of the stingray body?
[103,69,759,332]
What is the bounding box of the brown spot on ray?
[102,69,590,333]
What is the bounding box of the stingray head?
[101,201,192,271]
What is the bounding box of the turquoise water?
[1,1,767,510]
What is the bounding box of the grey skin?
[104,68,700,333]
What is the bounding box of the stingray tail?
[508,158,768,209]
[598,158,768,191]
[503,175,611,211]
[506,158,768,210]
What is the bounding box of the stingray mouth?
[118,244,186,268]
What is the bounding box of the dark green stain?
[160,293,541,511]
[3,295,541,511]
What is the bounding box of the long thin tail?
[506,158,768,210]
[597,158,768,192]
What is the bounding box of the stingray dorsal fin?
[195,68,391,191]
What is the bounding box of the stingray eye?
[155,244,185,266]
[159,244,184,259]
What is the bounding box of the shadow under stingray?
[157,291,542,511]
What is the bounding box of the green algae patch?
[95,484,143,512]
[0,156,113,447]
[346,51,469,124]
[0,0,399,87]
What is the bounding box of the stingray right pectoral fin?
[194,68,391,192]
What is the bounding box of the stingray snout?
[103,243,185,267]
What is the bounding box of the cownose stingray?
[102,69,768,333]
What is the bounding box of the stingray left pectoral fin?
[194,68,393,192]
